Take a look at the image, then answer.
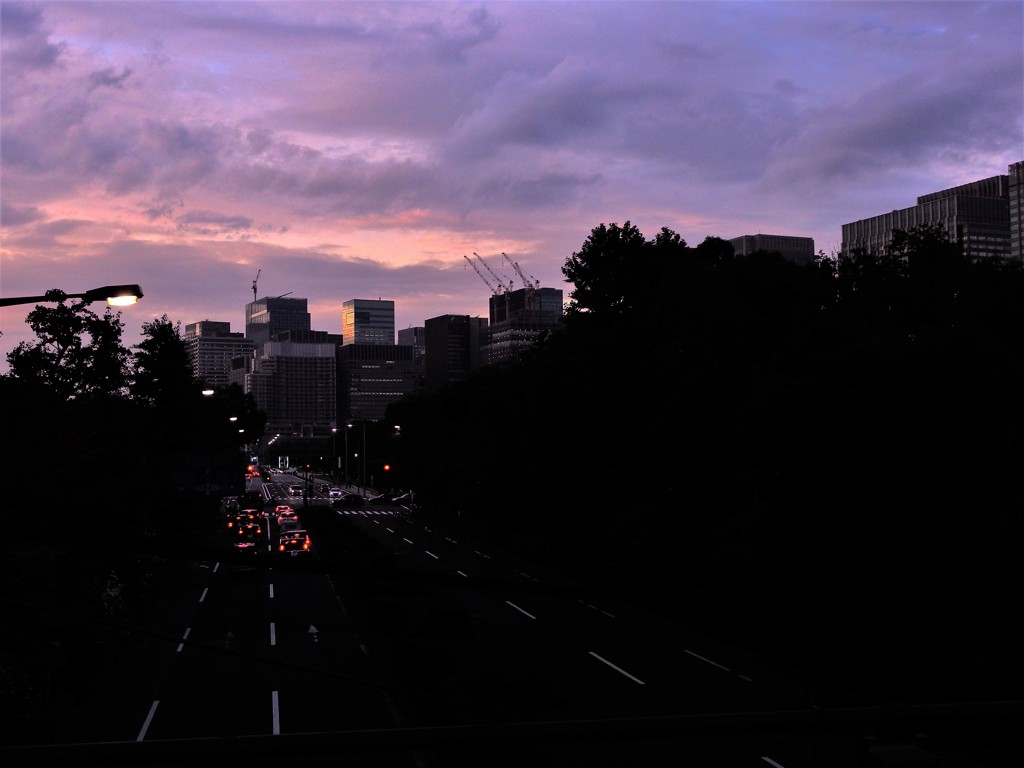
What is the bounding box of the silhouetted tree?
[390,220,1024,705]
[131,314,197,406]
[5,289,130,400]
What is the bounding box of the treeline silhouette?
[388,222,1024,705]
[0,312,261,745]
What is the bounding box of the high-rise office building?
[184,320,255,388]
[841,165,1020,261]
[397,326,426,359]
[485,286,563,366]
[245,296,311,348]
[424,315,487,391]
[337,343,416,422]
[728,234,816,264]
[341,299,395,346]
[236,339,337,437]
[336,298,409,422]
[398,326,426,393]
[235,296,338,436]
[1010,161,1024,263]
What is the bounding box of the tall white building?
[184,320,254,388]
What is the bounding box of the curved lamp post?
[0,284,144,308]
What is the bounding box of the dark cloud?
[765,52,1022,187]
[88,66,132,91]
[176,210,256,236]
[410,4,500,64]
[0,2,65,71]
[0,202,45,227]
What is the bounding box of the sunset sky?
[2,1,1021,369]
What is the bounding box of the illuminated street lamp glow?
[83,284,145,305]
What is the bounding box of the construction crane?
[252,269,261,302]
[502,252,540,290]
[463,254,500,295]
[473,252,513,293]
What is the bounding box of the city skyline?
[2,1,1021,370]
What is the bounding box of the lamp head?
[83,284,144,306]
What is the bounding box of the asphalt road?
[7,474,1019,768]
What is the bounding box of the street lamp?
[0,284,144,308]
[345,423,352,488]
[331,427,337,483]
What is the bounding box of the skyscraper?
[184,320,255,388]
[337,344,416,422]
[236,296,337,436]
[236,338,338,437]
[337,298,412,421]
[485,286,563,366]
[424,315,487,391]
[841,166,1019,261]
[341,299,395,346]
[245,296,311,348]
[1010,161,1023,263]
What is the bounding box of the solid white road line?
[198,588,208,603]
[176,627,191,653]
[505,600,537,620]
[271,690,280,735]
[589,651,646,684]
[684,649,730,672]
[136,700,159,741]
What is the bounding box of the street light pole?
[345,423,351,488]
[0,284,144,307]
[331,427,337,484]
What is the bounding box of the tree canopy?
[389,222,1024,704]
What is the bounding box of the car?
[289,484,305,497]
[278,518,303,534]
[227,508,260,528]
[234,521,264,552]
[327,487,345,498]
[278,530,311,555]
[317,483,330,493]
[276,507,299,524]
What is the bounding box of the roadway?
[7,471,1019,767]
